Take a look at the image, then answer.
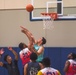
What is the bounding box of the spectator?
[63,53,76,75]
[0,47,20,75]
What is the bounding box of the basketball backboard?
[30,0,76,21]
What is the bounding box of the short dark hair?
[42,57,51,67]
[19,42,27,50]
[72,53,76,59]
[30,52,37,61]
[42,37,46,45]
[4,54,9,62]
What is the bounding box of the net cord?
[41,14,54,30]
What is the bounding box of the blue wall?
[0,47,76,75]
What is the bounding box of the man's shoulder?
[37,70,43,75]
[23,48,29,50]
[19,50,22,54]
[19,48,30,54]
[23,48,30,53]
[68,59,74,62]
[68,59,76,63]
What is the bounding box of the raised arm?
[20,26,36,50]
[0,48,4,58]
[20,26,35,43]
[63,60,70,72]
[0,62,4,67]
[8,47,18,60]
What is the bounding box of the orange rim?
[41,13,57,20]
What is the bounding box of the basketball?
[26,4,34,12]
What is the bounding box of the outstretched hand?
[0,48,4,58]
[0,48,4,55]
[20,26,27,33]
[8,47,13,51]
[20,26,26,30]
[21,29,26,33]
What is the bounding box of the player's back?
[37,67,61,75]
[66,59,76,75]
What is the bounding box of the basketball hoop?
[41,13,57,30]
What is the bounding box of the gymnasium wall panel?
[0,0,76,9]
[0,10,76,47]
[0,0,30,9]
[0,0,4,9]
[63,0,76,7]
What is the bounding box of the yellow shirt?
[37,67,61,75]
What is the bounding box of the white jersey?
[19,48,31,66]
[37,67,61,75]
[66,59,76,75]
[19,48,30,55]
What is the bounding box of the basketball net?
[41,13,57,30]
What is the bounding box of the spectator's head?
[67,53,76,59]
[4,54,12,62]
[30,52,37,61]
[42,57,51,67]
[19,42,27,50]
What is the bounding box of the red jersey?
[66,59,76,75]
[19,48,31,66]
